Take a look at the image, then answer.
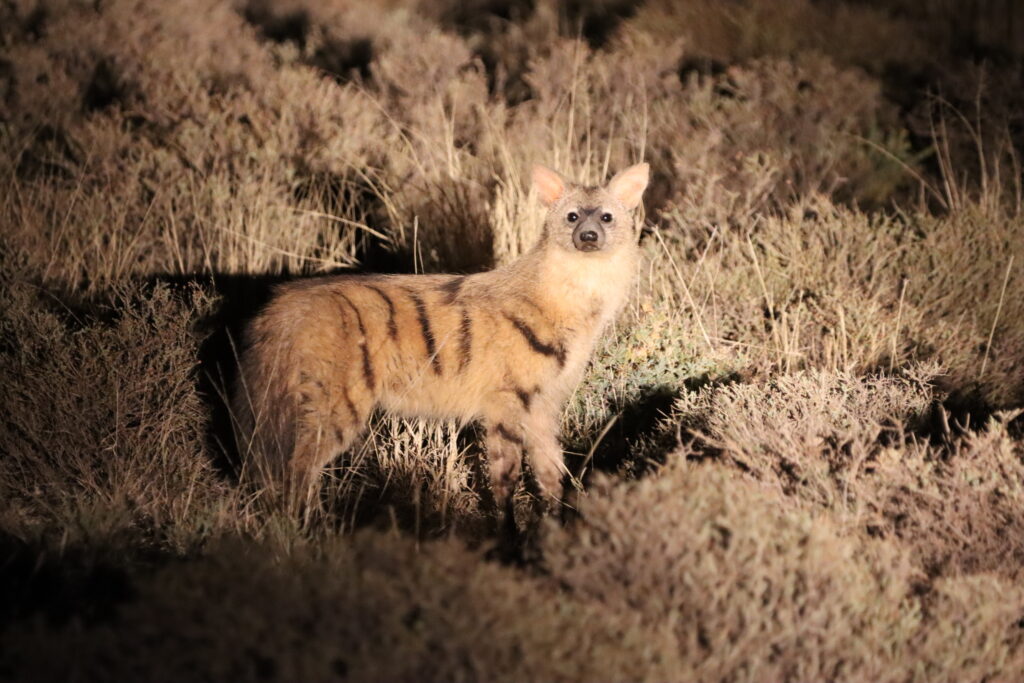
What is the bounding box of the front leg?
[483,417,525,511]
[522,400,567,506]
[482,413,526,554]
[482,396,567,509]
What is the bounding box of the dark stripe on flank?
[517,296,545,315]
[406,288,442,375]
[439,276,465,305]
[339,294,376,391]
[503,313,566,367]
[458,308,472,372]
[365,284,398,340]
[495,423,523,446]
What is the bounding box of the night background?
[2,0,1024,680]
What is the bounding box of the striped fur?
[233,163,650,511]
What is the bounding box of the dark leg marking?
[503,313,567,367]
[513,386,533,411]
[458,308,473,372]
[297,373,325,408]
[342,389,360,423]
[339,293,376,390]
[334,427,345,444]
[364,284,399,341]
[495,423,524,446]
[438,276,465,305]
[405,288,442,375]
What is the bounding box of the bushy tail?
[231,339,307,515]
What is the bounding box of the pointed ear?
[532,165,568,206]
[606,162,650,210]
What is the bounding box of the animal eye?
[567,212,579,223]
[601,213,613,223]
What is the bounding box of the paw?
[535,468,564,501]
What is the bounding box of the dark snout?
[572,221,606,252]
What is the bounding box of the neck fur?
[516,240,639,332]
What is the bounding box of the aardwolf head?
[532,163,650,255]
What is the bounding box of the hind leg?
[290,377,371,510]
[290,418,349,506]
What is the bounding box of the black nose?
[579,230,598,243]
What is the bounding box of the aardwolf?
[233,163,650,518]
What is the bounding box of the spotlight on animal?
[233,163,650,520]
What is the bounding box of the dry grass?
[2,0,1023,680]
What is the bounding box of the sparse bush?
[546,462,1024,682]
[673,368,937,500]
[0,263,230,547]
[668,369,1024,581]
[653,194,1023,404]
[4,534,681,682]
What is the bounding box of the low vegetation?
[1,0,1022,680]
